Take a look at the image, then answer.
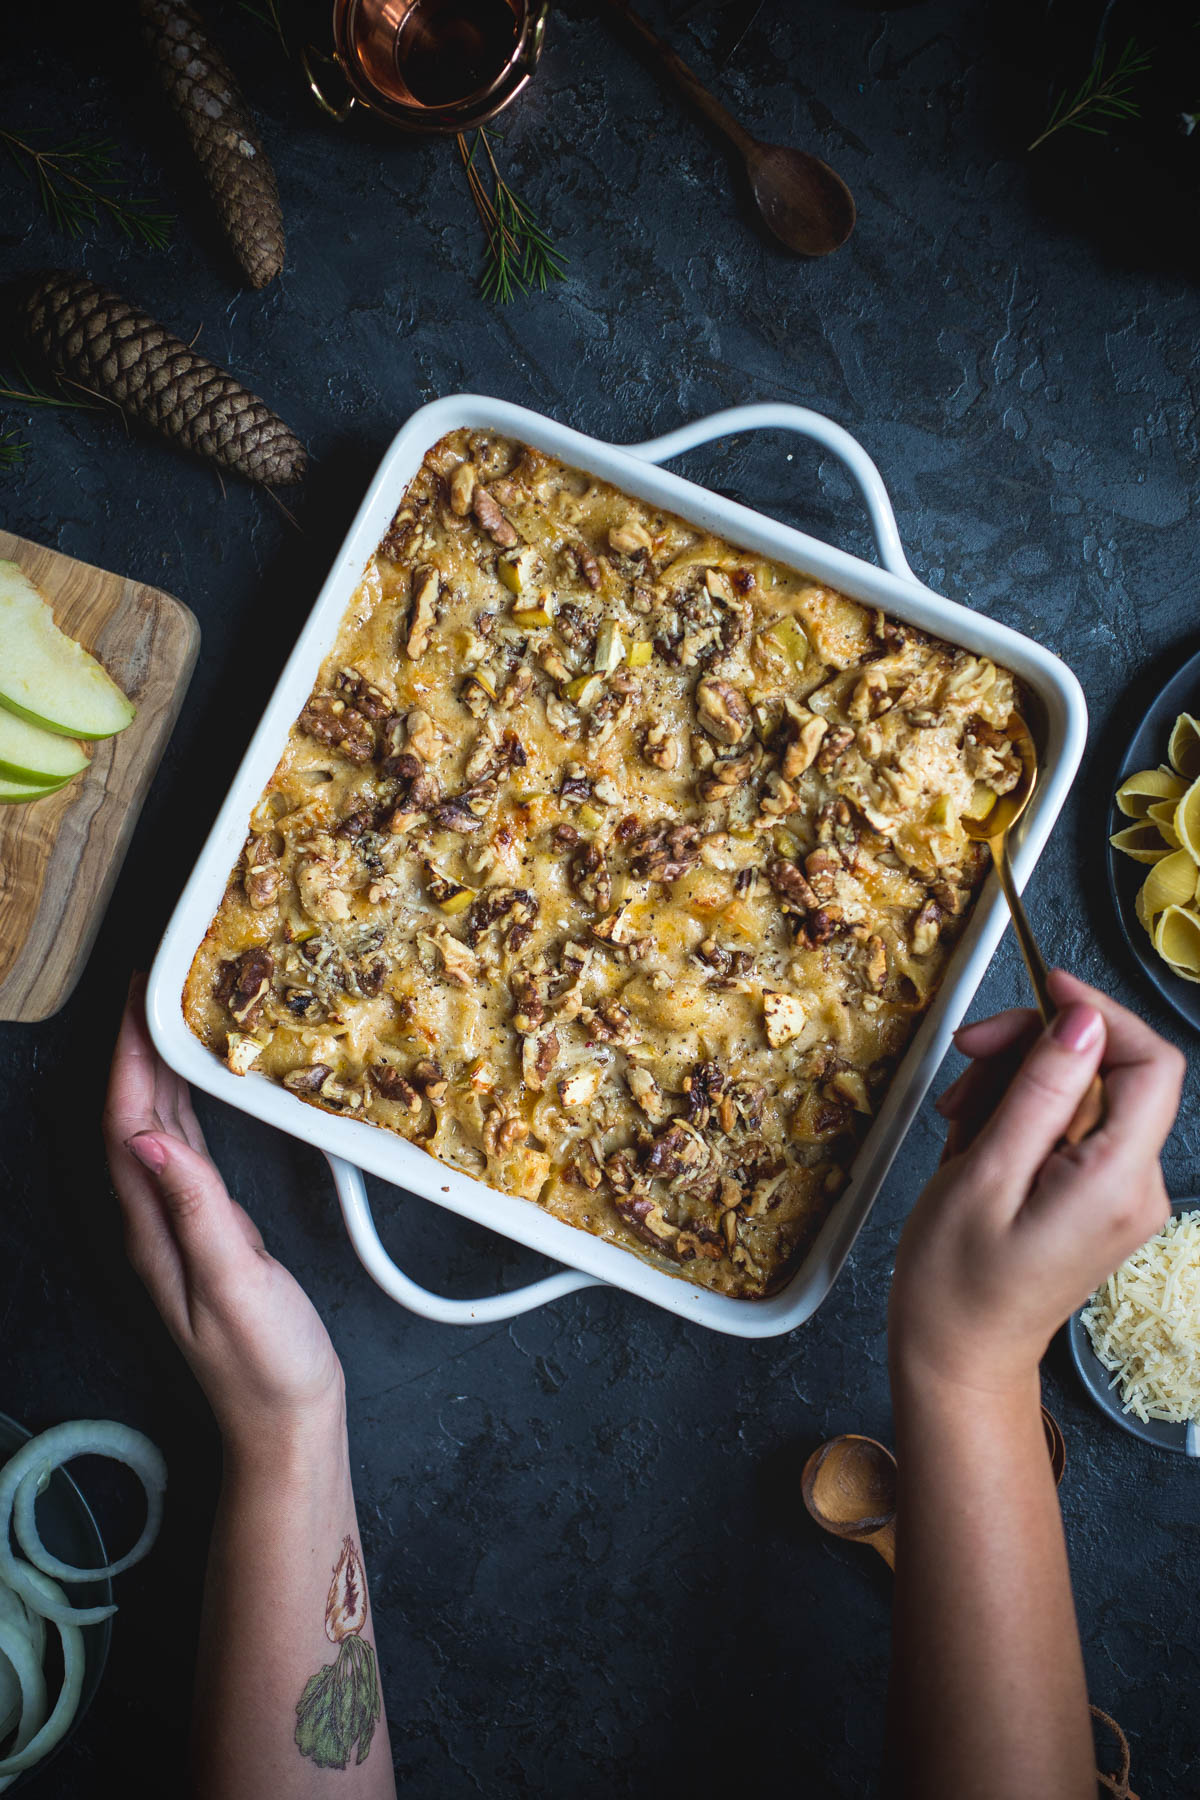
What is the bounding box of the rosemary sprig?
[240,0,288,54]
[458,130,566,304]
[0,429,28,472]
[0,129,173,248]
[1029,38,1152,152]
[0,367,105,414]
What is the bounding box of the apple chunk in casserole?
[183,430,1022,1299]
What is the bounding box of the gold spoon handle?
[991,833,1053,1020]
[991,834,1104,1146]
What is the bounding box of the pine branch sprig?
[239,0,288,55]
[458,130,566,304]
[0,429,29,472]
[0,129,173,248]
[1030,38,1152,152]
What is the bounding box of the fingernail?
[1051,1004,1103,1053]
[127,1132,166,1173]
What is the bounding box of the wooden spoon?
[803,1410,1066,1572]
[802,1434,897,1570]
[603,0,855,257]
[960,712,1104,1146]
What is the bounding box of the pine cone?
[22,271,307,487]
[140,0,284,289]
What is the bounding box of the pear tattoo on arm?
[295,1536,382,1770]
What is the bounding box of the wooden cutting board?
[0,530,199,1022]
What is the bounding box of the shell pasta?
[1112,712,1200,980]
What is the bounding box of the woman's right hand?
[889,970,1185,1398]
[103,979,345,1455]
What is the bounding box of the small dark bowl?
[1107,642,1200,1033]
[1069,1200,1200,1457]
[0,1412,112,1788]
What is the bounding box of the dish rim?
[146,394,1088,1337]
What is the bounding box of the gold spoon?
[603,0,856,258]
[960,712,1104,1147]
[802,1408,1066,1570]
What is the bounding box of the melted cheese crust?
[183,430,1020,1299]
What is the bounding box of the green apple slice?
[0,707,89,784]
[0,770,72,805]
[0,560,136,740]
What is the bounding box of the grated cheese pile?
[1081,1210,1200,1424]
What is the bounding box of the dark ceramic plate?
[1069,1200,1200,1457]
[1106,642,1200,1033]
[0,1412,112,1789]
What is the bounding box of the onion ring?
[0,1617,46,1769]
[0,1567,83,1785]
[0,1421,165,1627]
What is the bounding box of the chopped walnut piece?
[626,819,702,882]
[641,720,679,771]
[284,1063,333,1097]
[758,772,800,818]
[297,692,376,764]
[521,1027,559,1092]
[682,1060,728,1130]
[911,897,942,956]
[244,835,282,910]
[695,677,751,745]
[369,1064,424,1115]
[570,842,612,912]
[815,726,855,774]
[627,1066,669,1121]
[483,1103,524,1156]
[449,461,476,514]
[863,934,888,990]
[412,1058,449,1103]
[406,707,449,763]
[964,717,1021,794]
[608,520,652,555]
[405,566,440,660]
[570,541,603,589]
[781,711,828,781]
[424,925,478,987]
[768,858,821,914]
[472,484,519,547]
[804,849,841,901]
[510,973,545,1033]
[763,989,809,1049]
[217,947,274,1029]
[699,748,755,803]
[642,1119,709,1180]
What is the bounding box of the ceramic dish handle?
[324,1154,604,1324]
[624,402,915,583]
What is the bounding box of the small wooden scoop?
[802,1433,897,1569]
[603,0,855,257]
[803,1407,1067,1571]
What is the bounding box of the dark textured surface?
[2,3,1199,1794]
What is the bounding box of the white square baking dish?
[147,396,1087,1337]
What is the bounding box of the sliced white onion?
[0,1422,165,1626]
[0,1566,83,1785]
[0,1661,20,1743]
[0,1617,47,1771]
